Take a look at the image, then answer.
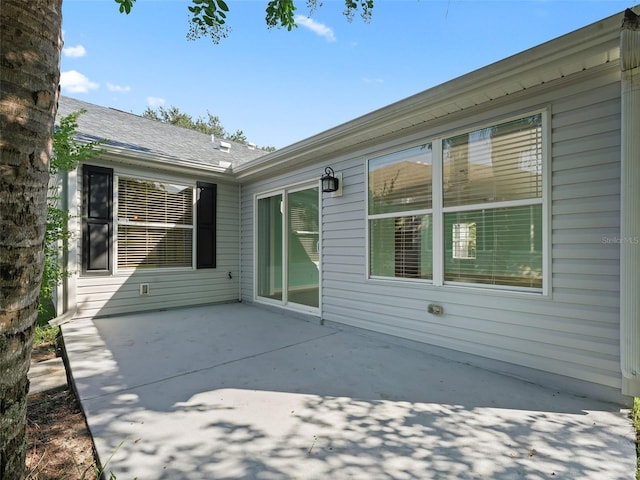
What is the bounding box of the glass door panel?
[257,194,283,301]
[287,187,319,308]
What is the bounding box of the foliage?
[51,110,105,174]
[187,0,231,42]
[32,323,59,351]
[40,111,105,311]
[142,105,226,138]
[265,0,297,30]
[116,0,375,42]
[227,129,247,144]
[142,105,276,150]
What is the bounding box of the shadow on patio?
[61,303,635,479]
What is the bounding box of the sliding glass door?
[257,194,283,301]
[257,185,319,310]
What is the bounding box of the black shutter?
[82,165,113,274]
[197,182,217,269]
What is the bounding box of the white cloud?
[362,77,384,84]
[146,96,165,108]
[63,45,87,58]
[60,70,99,93]
[107,82,131,93]
[295,15,335,42]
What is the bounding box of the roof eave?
[98,145,234,179]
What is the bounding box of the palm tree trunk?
[0,1,62,478]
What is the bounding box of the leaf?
[216,0,229,12]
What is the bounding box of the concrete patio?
[61,303,635,479]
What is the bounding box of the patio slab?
[61,303,635,479]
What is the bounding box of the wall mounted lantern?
[321,167,340,193]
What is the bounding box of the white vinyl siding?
[75,173,239,318]
[240,66,623,393]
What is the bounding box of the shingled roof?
[56,96,268,170]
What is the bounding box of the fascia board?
[98,146,234,180]
[235,10,625,181]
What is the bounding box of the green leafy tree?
[195,112,227,138]
[227,129,248,144]
[0,1,374,477]
[143,106,279,150]
[142,105,227,138]
[40,111,105,310]
[115,0,374,42]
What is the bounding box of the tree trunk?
[0,1,62,478]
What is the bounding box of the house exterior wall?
[241,64,625,394]
[72,161,240,318]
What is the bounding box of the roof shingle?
[56,96,268,169]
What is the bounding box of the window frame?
[365,109,550,295]
[253,179,322,314]
[366,142,435,282]
[114,174,196,272]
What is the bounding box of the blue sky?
[61,0,635,148]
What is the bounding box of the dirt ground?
[25,345,99,480]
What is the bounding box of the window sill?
[367,275,550,299]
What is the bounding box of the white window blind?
[369,144,433,214]
[118,178,193,225]
[443,114,543,289]
[368,144,433,280]
[117,178,193,269]
[366,112,545,290]
[369,215,433,279]
[443,115,542,207]
[444,206,542,288]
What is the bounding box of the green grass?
[33,298,60,349]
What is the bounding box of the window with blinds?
[443,114,542,207]
[443,114,543,289]
[367,112,545,290]
[117,178,194,269]
[368,144,433,280]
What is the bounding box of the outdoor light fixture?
[321,166,340,193]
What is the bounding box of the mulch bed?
[25,346,100,480]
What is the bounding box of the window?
[443,114,543,288]
[452,223,476,260]
[368,144,433,279]
[81,167,217,273]
[367,113,545,291]
[117,178,193,269]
